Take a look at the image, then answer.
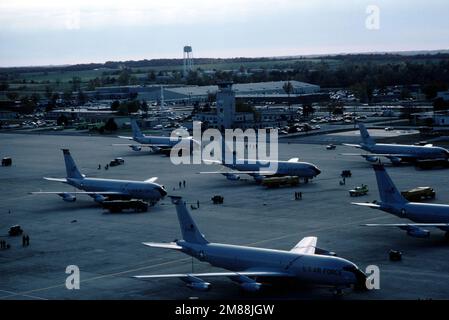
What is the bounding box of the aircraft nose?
[344,264,367,291]
[313,166,321,176]
[352,268,367,291]
[157,186,167,198]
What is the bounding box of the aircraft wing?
[117,136,133,140]
[43,177,68,183]
[142,242,183,250]
[341,153,416,159]
[363,223,449,227]
[134,271,291,280]
[199,171,275,175]
[30,191,126,196]
[202,159,223,165]
[112,143,171,148]
[290,236,317,255]
[351,202,381,208]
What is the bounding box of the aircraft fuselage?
[178,241,363,288]
[224,161,321,178]
[66,178,167,201]
[381,202,449,227]
[363,143,449,161]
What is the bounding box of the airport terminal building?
[85,80,322,104]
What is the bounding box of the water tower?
[183,45,193,76]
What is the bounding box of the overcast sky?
[0,0,448,67]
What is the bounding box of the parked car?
[326,144,336,150]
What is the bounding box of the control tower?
[183,45,194,76]
[216,82,236,130]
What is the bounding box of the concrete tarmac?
[1,133,449,300]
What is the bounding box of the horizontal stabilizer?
[142,242,182,250]
[342,143,362,148]
[117,136,133,140]
[43,177,67,183]
[351,202,381,208]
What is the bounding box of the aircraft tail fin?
[373,164,407,205]
[170,196,209,245]
[131,119,144,138]
[62,149,84,180]
[358,123,375,146]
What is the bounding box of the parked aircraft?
[134,196,366,294]
[201,157,321,182]
[31,149,167,205]
[116,119,200,154]
[200,142,321,182]
[342,123,449,164]
[352,164,449,238]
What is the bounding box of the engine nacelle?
[407,228,430,238]
[186,281,211,292]
[389,157,402,164]
[93,194,107,203]
[223,173,240,181]
[130,145,142,152]
[365,156,379,163]
[60,193,76,202]
[240,282,262,292]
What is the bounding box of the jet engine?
[93,194,107,203]
[365,156,379,163]
[240,282,262,292]
[406,228,430,238]
[130,145,142,152]
[60,192,76,202]
[182,276,211,292]
[389,157,402,164]
[222,173,240,181]
[186,281,211,292]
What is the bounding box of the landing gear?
[444,232,449,241]
[331,287,344,297]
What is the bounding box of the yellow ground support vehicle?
[261,176,300,188]
[401,187,435,202]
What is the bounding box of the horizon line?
[1,48,448,69]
